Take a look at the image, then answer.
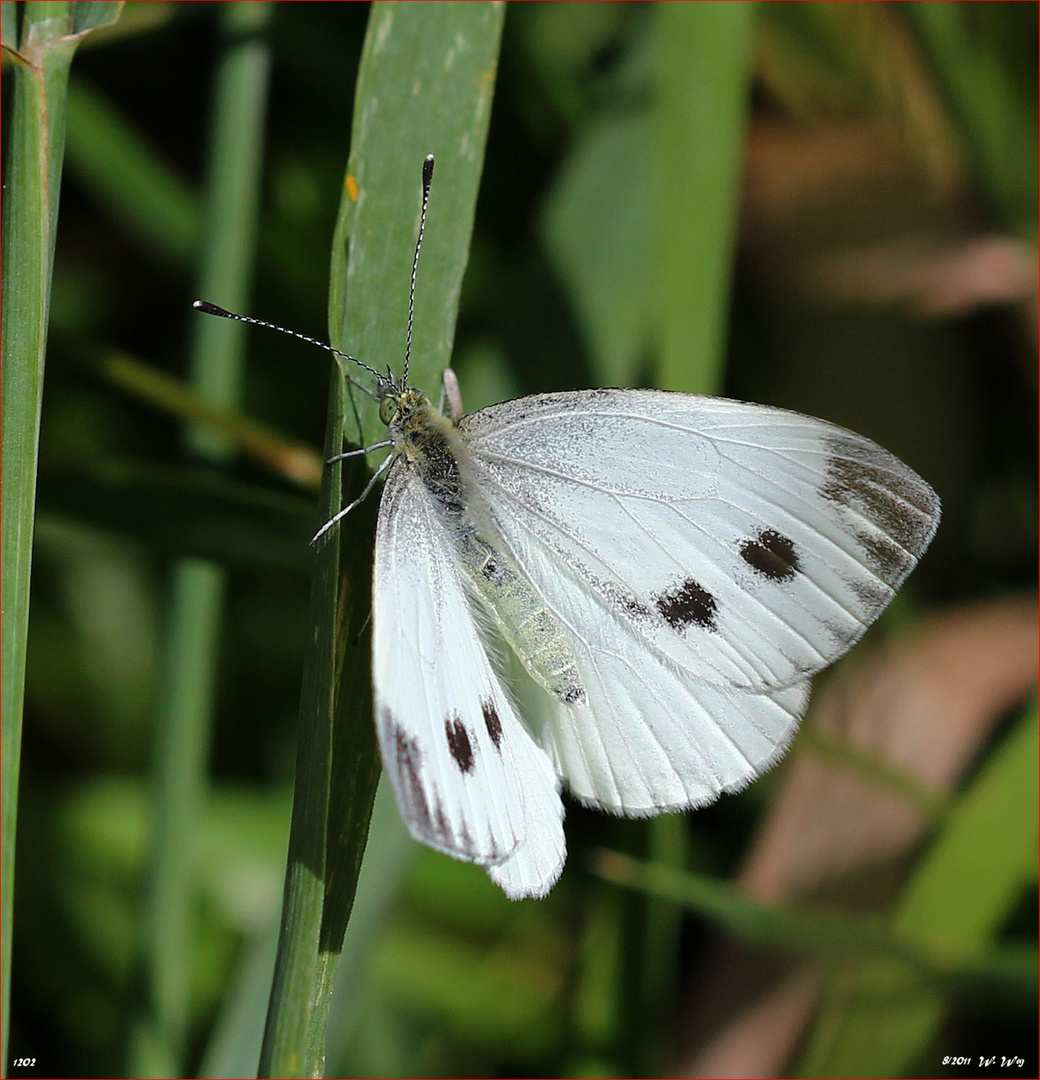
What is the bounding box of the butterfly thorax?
[383,387,466,520]
[382,385,586,708]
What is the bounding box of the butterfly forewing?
[459,390,940,694]
[373,459,565,897]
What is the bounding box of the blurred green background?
[3,2,1036,1077]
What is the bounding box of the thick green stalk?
[0,5,122,1073]
[259,4,506,1076]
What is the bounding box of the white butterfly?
[196,156,940,899]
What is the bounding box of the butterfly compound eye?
[379,396,399,426]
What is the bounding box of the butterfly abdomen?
[465,538,587,706]
[389,389,586,708]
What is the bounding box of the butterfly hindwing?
[496,517,812,814]
[373,459,565,897]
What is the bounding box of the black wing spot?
[655,578,718,633]
[740,528,800,582]
[383,708,478,856]
[385,710,434,837]
[481,699,503,750]
[445,713,475,773]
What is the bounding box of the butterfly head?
[378,382,444,450]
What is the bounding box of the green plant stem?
[131,3,272,1075]
[1,4,122,1073]
[655,0,754,394]
[259,4,506,1076]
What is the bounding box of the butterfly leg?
[311,451,395,544]
[327,439,392,464]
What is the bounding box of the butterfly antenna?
[404,153,435,387]
[192,300,384,388]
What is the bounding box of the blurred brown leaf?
[756,3,963,197]
[744,595,1038,902]
[806,233,1037,317]
[676,595,1038,1077]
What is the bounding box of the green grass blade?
[654,1,755,394]
[895,703,1038,951]
[542,113,654,388]
[328,3,508,442]
[1,54,53,1080]
[259,4,505,1076]
[596,843,1033,998]
[1,4,16,46]
[127,4,273,1075]
[903,2,1038,237]
[795,703,1039,1078]
[543,1,756,396]
[1,4,122,1074]
[596,851,925,965]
